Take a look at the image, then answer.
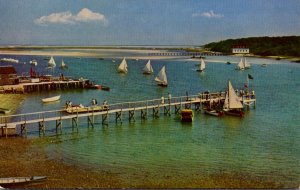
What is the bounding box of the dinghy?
[0,176,47,185]
[42,95,61,103]
[181,109,193,122]
[155,66,168,87]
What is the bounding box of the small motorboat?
[261,64,267,67]
[85,84,102,89]
[101,85,110,91]
[180,109,193,122]
[0,176,47,185]
[42,95,61,103]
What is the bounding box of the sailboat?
[155,66,168,87]
[59,59,68,69]
[143,60,153,74]
[244,57,251,69]
[236,57,250,70]
[48,56,56,68]
[196,58,206,72]
[236,58,245,70]
[223,80,244,117]
[118,58,128,73]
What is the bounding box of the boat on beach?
[0,176,47,185]
[155,66,168,87]
[42,95,61,103]
[143,60,154,74]
[223,80,244,117]
[118,58,128,73]
[0,108,11,114]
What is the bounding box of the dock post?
[194,102,201,111]
[102,110,109,125]
[164,106,170,116]
[153,105,160,118]
[38,116,45,136]
[20,122,27,136]
[129,109,135,122]
[116,110,122,124]
[56,111,62,133]
[87,108,95,128]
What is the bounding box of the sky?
[0,0,299,46]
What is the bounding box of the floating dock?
[0,92,256,137]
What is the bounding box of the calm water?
[1,54,299,186]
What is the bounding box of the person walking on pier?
[168,93,172,104]
[161,96,165,104]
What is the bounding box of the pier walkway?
[0,92,256,137]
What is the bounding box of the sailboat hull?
[196,69,204,72]
[157,83,168,87]
[224,109,244,117]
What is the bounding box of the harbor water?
[1,54,299,187]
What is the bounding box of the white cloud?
[192,10,224,18]
[35,8,108,25]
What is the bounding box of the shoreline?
[1,48,299,62]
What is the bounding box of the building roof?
[232,44,249,49]
[0,66,17,74]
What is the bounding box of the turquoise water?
[2,54,299,186]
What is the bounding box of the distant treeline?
[203,36,300,56]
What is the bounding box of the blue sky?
[0,0,299,46]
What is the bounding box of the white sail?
[244,58,251,69]
[143,60,153,74]
[236,58,245,70]
[118,58,128,73]
[61,59,66,67]
[155,66,168,86]
[48,56,56,67]
[199,58,206,71]
[223,80,243,110]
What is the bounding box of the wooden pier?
[0,79,87,94]
[0,92,256,137]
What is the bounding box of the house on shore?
[232,45,249,54]
[0,65,19,85]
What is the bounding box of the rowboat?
[42,95,61,103]
[0,176,47,185]
[0,108,11,114]
[204,109,224,117]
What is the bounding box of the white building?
[232,45,249,54]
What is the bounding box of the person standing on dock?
[168,93,172,104]
[161,96,165,104]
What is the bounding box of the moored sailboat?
[118,58,128,73]
[59,59,68,69]
[236,57,250,70]
[143,60,153,74]
[223,80,244,117]
[155,66,168,87]
[196,58,206,72]
[48,56,56,68]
